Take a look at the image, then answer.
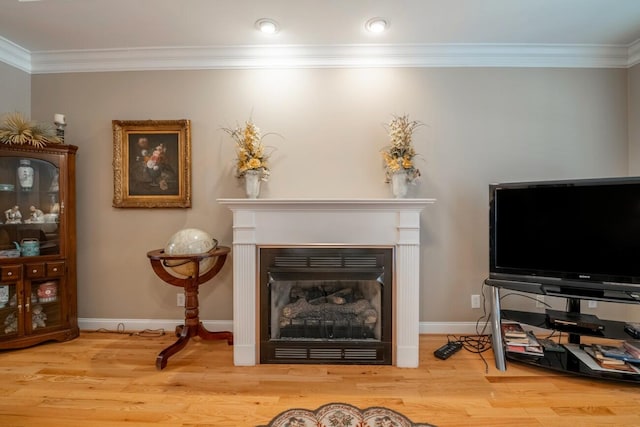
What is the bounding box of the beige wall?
[22,67,634,326]
[0,61,29,114]
[629,64,640,174]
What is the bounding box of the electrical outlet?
[471,294,481,309]
[176,293,185,307]
[588,300,598,309]
[536,295,545,308]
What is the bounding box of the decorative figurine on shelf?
[0,285,8,308]
[4,312,17,334]
[48,194,60,215]
[24,206,44,224]
[48,170,59,192]
[4,206,21,224]
[31,304,47,329]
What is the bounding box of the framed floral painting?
[112,119,191,208]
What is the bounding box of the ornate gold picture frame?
[112,119,191,208]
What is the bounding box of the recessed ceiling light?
[365,18,389,33]
[256,18,279,34]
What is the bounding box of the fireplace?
[218,198,435,367]
[259,246,393,364]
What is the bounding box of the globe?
[164,228,218,277]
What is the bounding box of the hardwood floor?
[0,332,638,426]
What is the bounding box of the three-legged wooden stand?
[147,246,233,370]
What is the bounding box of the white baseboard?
[79,318,492,335]
[78,318,233,333]
[419,321,493,335]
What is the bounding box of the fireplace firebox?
[259,247,393,364]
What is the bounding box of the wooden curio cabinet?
[0,144,78,349]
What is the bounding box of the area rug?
[258,402,436,427]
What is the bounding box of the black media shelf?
[501,310,640,383]
[506,347,640,383]
[501,309,634,341]
[487,280,640,384]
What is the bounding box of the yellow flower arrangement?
[381,114,422,183]
[223,119,275,182]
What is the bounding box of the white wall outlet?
[177,293,185,307]
[588,300,598,309]
[536,295,545,308]
[471,294,481,309]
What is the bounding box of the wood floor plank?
[0,332,639,426]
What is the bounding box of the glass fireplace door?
[259,247,393,364]
[270,278,382,341]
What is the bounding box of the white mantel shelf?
[218,198,435,368]
[218,198,435,209]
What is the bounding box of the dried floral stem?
[0,112,61,148]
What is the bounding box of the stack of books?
[564,340,640,374]
[623,340,640,358]
[501,322,543,357]
[591,341,640,367]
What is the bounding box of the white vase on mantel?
[244,170,261,199]
[390,170,409,198]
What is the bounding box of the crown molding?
[0,36,31,73]
[0,42,635,74]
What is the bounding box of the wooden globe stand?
[147,246,233,370]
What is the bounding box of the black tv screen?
[489,177,640,301]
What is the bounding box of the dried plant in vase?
[222,119,277,182]
[0,112,61,148]
[381,114,422,184]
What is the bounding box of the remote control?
[625,323,640,339]
[434,341,463,360]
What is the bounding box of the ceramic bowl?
[0,249,20,258]
[43,213,59,223]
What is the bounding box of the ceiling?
[2,0,640,73]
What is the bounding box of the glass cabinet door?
[0,282,20,338]
[28,278,63,333]
[0,156,61,258]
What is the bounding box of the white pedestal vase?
[390,171,409,198]
[244,170,261,199]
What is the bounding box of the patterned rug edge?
[257,402,436,427]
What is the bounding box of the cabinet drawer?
[46,262,65,277]
[25,263,46,279]
[0,265,21,282]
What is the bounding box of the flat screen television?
[487,176,640,303]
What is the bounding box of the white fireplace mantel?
[218,198,435,367]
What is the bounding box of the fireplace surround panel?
[218,198,435,367]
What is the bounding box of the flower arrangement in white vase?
[223,119,276,198]
[381,114,422,197]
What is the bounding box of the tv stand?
[487,279,640,383]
